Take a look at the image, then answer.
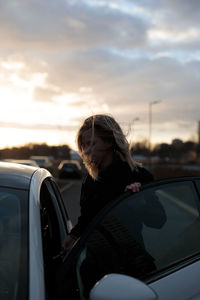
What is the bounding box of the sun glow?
[0,66,99,149]
[0,63,79,148]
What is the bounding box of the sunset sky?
[0,0,200,150]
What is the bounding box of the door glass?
[79,180,200,296]
[40,180,66,261]
[0,188,28,300]
[142,181,200,268]
[40,179,69,298]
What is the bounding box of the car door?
[55,176,200,300]
[39,178,72,299]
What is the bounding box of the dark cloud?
[161,0,200,24]
[0,0,149,52]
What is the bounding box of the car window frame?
[40,178,70,258]
[67,176,200,246]
[56,176,200,299]
[39,178,71,298]
[48,178,72,235]
[65,176,200,272]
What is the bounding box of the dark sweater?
[70,157,153,238]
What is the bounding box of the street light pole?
[129,117,139,143]
[132,117,139,133]
[149,100,161,163]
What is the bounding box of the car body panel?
[3,159,39,167]
[29,168,51,300]
[149,259,200,300]
[90,273,157,300]
[0,162,35,189]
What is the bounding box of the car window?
[77,179,200,297]
[0,187,28,300]
[39,179,69,296]
[40,179,68,258]
[142,181,200,269]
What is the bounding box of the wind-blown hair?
[76,114,139,178]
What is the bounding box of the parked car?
[0,161,72,300]
[1,161,200,300]
[58,160,82,179]
[2,159,39,167]
[30,156,52,168]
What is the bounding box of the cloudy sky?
[0,0,200,150]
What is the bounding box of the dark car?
[56,175,200,300]
[58,160,82,179]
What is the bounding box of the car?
[2,159,39,167]
[58,160,82,179]
[1,161,200,300]
[0,161,72,300]
[30,156,52,168]
[56,175,200,300]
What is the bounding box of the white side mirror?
[89,273,157,300]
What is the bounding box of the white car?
[1,161,200,300]
[29,156,52,168]
[0,161,71,300]
[2,159,39,167]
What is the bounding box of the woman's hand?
[125,182,141,193]
[60,235,77,257]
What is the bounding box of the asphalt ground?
[56,178,82,226]
[55,179,73,193]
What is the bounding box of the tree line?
[131,139,200,163]
[0,138,200,164]
[0,143,71,161]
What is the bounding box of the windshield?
[0,187,28,300]
[63,163,76,168]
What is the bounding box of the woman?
[62,114,153,254]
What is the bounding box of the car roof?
[3,159,39,166]
[30,156,50,160]
[0,161,39,190]
[60,159,80,165]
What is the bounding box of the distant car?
[2,162,200,300]
[3,159,39,167]
[30,156,52,168]
[58,160,82,179]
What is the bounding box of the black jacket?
[70,157,153,238]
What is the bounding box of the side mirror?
[89,273,157,300]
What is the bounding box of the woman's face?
[81,129,113,169]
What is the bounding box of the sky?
[0,0,200,150]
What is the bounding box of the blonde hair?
[76,114,139,178]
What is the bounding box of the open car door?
[51,176,200,300]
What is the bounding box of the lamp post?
[149,100,161,163]
[129,117,139,143]
[132,117,139,132]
